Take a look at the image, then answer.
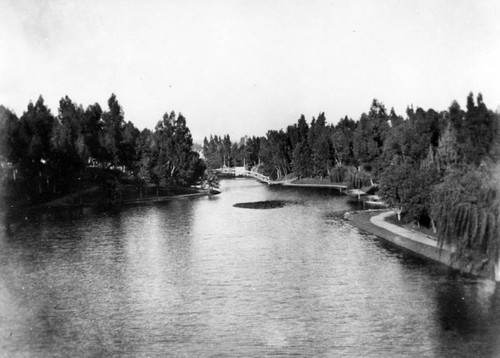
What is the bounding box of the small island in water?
[1,92,499,281]
[233,200,296,209]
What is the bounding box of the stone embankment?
[346,210,500,282]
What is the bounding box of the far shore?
[119,189,220,206]
[1,186,220,236]
[40,187,220,209]
[1,186,220,220]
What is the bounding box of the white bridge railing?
[215,167,272,184]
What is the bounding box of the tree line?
[202,134,260,169]
[2,91,499,275]
[203,100,398,182]
[0,94,205,204]
[203,93,500,275]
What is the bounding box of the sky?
[1,0,499,142]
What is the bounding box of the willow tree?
[431,166,500,277]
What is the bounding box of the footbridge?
[215,167,272,184]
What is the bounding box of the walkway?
[215,167,348,190]
[347,210,457,271]
[215,167,273,184]
[370,211,443,249]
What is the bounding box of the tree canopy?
[0,94,205,203]
[203,93,500,274]
[2,91,499,275]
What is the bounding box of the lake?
[1,179,499,357]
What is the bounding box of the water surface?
[1,179,499,357]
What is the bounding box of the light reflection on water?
[0,179,499,357]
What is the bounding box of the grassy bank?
[385,214,438,242]
[40,184,210,209]
[1,184,213,220]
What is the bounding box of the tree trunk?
[495,258,500,282]
[395,207,402,221]
[431,219,437,233]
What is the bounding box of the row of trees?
[202,134,260,169]
[2,91,498,275]
[379,94,499,275]
[206,94,497,179]
[203,100,402,180]
[204,93,499,275]
[0,94,205,203]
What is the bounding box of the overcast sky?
[1,0,499,141]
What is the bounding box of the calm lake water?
[1,179,500,357]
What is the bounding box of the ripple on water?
[0,179,499,357]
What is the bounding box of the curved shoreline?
[40,188,220,209]
[345,210,499,281]
[2,188,219,222]
[120,190,220,206]
[2,189,220,236]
